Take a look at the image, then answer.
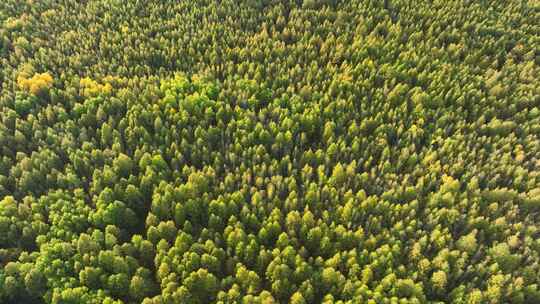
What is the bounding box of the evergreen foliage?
[0,0,539,303]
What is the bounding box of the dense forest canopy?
[0,0,539,303]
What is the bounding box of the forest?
[0,0,539,303]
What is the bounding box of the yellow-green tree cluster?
[0,0,539,303]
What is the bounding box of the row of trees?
[1,0,539,303]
